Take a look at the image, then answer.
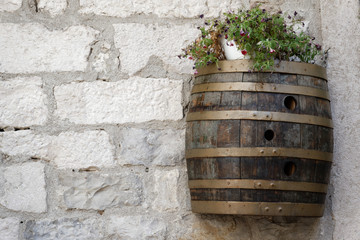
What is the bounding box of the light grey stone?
[37,0,67,16]
[59,172,143,210]
[106,215,167,240]
[0,218,19,240]
[320,0,360,239]
[0,162,47,213]
[113,23,199,75]
[80,0,245,18]
[48,131,115,169]
[54,78,183,124]
[0,77,48,127]
[152,169,180,212]
[24,218,103,240]
[0,23,98,73]
[0,130,115,169]
[0,0,22,12]
[118,128,185,166]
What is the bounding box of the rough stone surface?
[118,128,185,166]
[152,169,180,212]
[320,0,360,239]
[0,218,19,240]
[0,23,98,73]
[0,130,115,169]
[0,0,22,12]
[0,162,47,213]
[48,131,115,169]
[80,0,244,18]
[54,78,183,124]
[24,218,104,240]
[0,130,50,158]
[106,215,167,240]
[59,172,143,210]
[0,77,48,128]
[37,0,67,16]
[113,23,199,75]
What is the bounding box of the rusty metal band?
[191,82,330,100]
[196,60,327,80]
[186,110,333,128]
[185,147,333,162]
[191,201,324,216]
[188,179,328,193]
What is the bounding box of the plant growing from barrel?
[180,6,323,71]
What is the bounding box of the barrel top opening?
[196,60,327,80]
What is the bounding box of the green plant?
[180,6,322,72]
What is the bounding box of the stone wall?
[0,0,359,239]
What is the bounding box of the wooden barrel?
[185,60,333,217]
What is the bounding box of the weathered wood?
[186,65,332,216]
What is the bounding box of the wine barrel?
[185,60,333,217]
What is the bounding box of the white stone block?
[0,130,50,157]
[0,77,48,127]
[113,23,199,75]
[59,172,142,210]
[152,169,180,212]
[0,218,19,240]
[0,162,47,213]
[106,215,167,240]
[0,130,115,169]
[0,23,98,73]
[0,0,22,12]
[37,0,67,16]
[48,131,115,169]
[24,218,103,240]
[118,128,185,166]
[54,77,183,124]
[80,0,241,18]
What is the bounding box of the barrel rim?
[196,60,327,80]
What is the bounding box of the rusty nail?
[265,207,269,212]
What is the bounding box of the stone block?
[0,130,115,169]
[24,218,103,240]
[59,172,143,210]
[0,23,98,73]
[106,215,166,240]
[49,131,115,169]
[0,218,19,240]
[54,78,183,124]
[0,162,47,213]
[118,128,185,166]
[80,0,244,18]
[0,0,22,12]
[152,169,180,212]
[0,77,48,128]
[113,23,198,75]
[37,0,67,16]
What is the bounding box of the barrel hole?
[284,96,297,110]
[284,162,296,176]
[264,129,274,141]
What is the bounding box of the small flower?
[278,10,283,14]
[188,56,193,60]
[230,42,234,46]
[204,21,209,25]
[247,34,250,39]
[199,14,204,19]
[235,17,238,20]
[315,44,322,50]
[270,48,276,53]
[203,46,207,49]
[177,55,181,59]
[261,18,265,22]
[288,15,291,19]
[225,34,228,39]
[240,30,245,36]
[262,9,266,13]
[294,11,298,16]
[218,67,222,71]
[194,69,198,75]
[241,49,247,55]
